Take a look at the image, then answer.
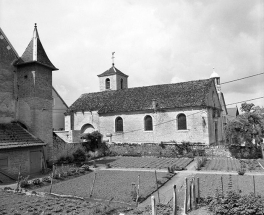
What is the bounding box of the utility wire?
[112,96,264,137]
[221,72,264,85]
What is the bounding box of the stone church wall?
[99,108,210,144]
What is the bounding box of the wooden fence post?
[151,196,157,215]
[193,178,197,209]
[184,177,188,214]
[221,175,224,196]
[173,185,177,215]
[197,177,200,204]
[189,178,192,210]
[90,172,97,197]
[253,175,256,196]
[49,164,54,194]
[16,165,21,192]
[154,170,160,203]
[136,175,140,205]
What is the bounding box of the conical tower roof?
[98,64,128,77]
[16,24,58,70]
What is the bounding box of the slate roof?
[97,65,128,77]
[16,25,58,70]
[67,79,214,115]
[0,123,45,149]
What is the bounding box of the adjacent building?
[0,25,57,176]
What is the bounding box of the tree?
[225,103,264,146]
[81,131,103,152]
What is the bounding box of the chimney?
[152,99,157,112]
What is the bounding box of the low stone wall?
[107,142,206,157]
[53,133,84,161]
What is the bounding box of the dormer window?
[121,78,123,89]
[105,78,110,89]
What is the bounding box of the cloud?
[1,0,263,107]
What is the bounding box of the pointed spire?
[16,23,58,70]
[112,52,115,66]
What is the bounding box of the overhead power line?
[112,96,264,137]
[221,72,264,85]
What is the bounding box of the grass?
[36,170,174,205]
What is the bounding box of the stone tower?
[97,57,128,91]
[15,24,58,160]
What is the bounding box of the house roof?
[97,65,128,77]
[16,24,58,70]
[52,86,68,108]
[0,27,19,58]
[0,123,45,149]
[67,78,214,115]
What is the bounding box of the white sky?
[1,0,263,110]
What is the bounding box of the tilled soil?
[0,189,125,215]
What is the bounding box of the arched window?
[144,115,153,131]
[115,117,123,132]
[105,78,110,89]
[120,78,123,89]
[177,114,187,130]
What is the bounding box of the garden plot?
[193,174,264,198]
[92,156,193,170]
[202,158,264,172]
[36,170,174,205]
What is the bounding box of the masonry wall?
[0,146,43,176]
[99,75,116,91]
[99,108,210,144]
[0,32,17,123]
[52,89,67,130]
[17,64,53,160]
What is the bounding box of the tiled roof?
[16,25,58,70]
[0,123,45,149]
[67,79,213,115]
[97,65,128,77]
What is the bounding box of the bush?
[207,191,264,214]
[42,176,51,183]
[20,175,30,188]
[73,148,86,162]
[32,178,42,185]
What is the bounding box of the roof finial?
[34,23,37,28]
[112,52,115,66]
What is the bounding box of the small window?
[52,97,55,107]
[106,78,110,89]
[144,115,153,131]
[0,154,8,169]
[115,117,123,132]
[121,78,123,89]
[177,114,187,130]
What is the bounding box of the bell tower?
[15,24,58,160]
[97,52,128,91]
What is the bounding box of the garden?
[89,156,193,170]
[35,170,175,206]
[198,157,264,172]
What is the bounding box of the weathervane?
[112,52,115,66]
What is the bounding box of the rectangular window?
[0,154,8,169]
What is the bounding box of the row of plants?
[200,191,264,214]
[19,164,90,189]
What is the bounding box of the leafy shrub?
[207,191,264,215]
[42,176,51,183]
[32,178,41,185]
[73,148,86,162]
[65,155,74,163]
[237,168,246,175]
[20,175,30,188]
[196,157,207,170]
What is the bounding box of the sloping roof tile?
[0,123,45,149]
[67,79,213,114]
[97,66,128,77]
[16,25,58,70]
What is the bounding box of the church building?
[65,58,227,145]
